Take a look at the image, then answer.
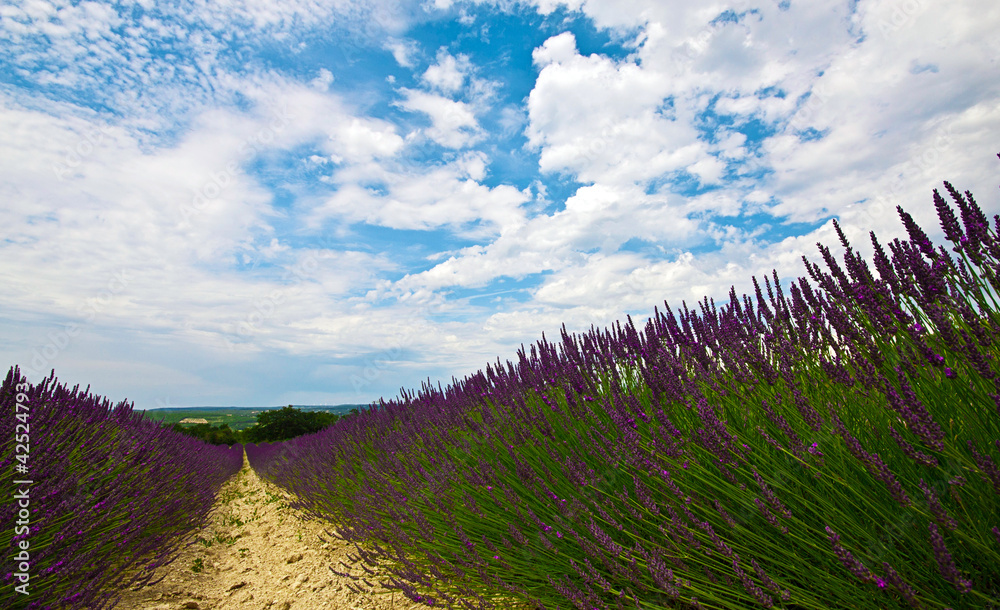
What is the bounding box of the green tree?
[171,422,239,446]
[243,406,339,443]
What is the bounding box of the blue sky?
[2,0,998,409]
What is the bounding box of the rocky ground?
[111,453,426,610]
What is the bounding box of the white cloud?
[310,68,335,90]
[385,37,420,67]
[421,48,472,93]
[526,32,712,187]
[0,0,421,135]
[532,31,579,66]
[394,88,483,148]
[518,0,998,246]
[385,182,700,297]
[328,118,405,162]
[688,156,726,185]
[0,76,416,369]
[476,216,847,345]
[715,131,748,159]
[313,151,529,234]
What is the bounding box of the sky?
[2,0,998,410]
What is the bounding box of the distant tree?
[171,422,239,446]
[242,406,339,443]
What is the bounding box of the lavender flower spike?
[825,526,875,584]
[919,479,957,531]
[928,523,972,593]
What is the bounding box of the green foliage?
[170,421,240,445]
[243,405,340,443]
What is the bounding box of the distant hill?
[141,404,370,431]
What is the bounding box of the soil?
[111,451,426,610]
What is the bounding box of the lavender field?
[5,1,999,608]
[247,178,1000,609]
[0,370,243,609]
[3,175,999,610]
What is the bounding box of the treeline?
[171,405,358,445]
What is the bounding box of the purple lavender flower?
[752,469,792,519]
[713,499,738,529]
[888,426,939,468]
[696,519,736,559]
[825,527,874,583]
[832,415,911,506]
[760,399,805,457]
[966,440,1000,494]
[898,206,937,258]
[754,498,789,534]
[732,558,773,607]
[945,180,990,253]
[919,479,958,530]
[646,553,680,599]
[881,562,922,608]
[934,188,965,245]
[928,523,972,593]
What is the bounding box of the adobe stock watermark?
[23,269,132,377]
[338,0,405,64]
[11,381,33,597]
[153,396,181,410]
[673,25,715,63]
[876,0,927,37]
[861,124,955,228]
[574,121,629,168]
[794,82,834,128]
[861,463,967,567]
[221,252,325,353]
[52,125,115,182]
[179,105,294,224]
[349,300,446,397]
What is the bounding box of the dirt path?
[112,452,425,610]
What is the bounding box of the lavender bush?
[0,368,243,610]
[251,171,1000,609]
[246,442,286,476]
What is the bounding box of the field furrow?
[112,451,424,610]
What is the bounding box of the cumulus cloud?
[393,88,484,148]
[310,68,335,90]
[327,118,406,162]
[422,48,472,93]
[385,37,421,67]
[313,151,530,234]
[515,0,997,262]
[531,31,579,66]
[0,76,406,366]
[525,31,715,188]
[384,181,701,301]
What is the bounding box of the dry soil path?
[112,452,425,610]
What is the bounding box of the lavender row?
[252,175,999,608]
[0,368,243,610]
[245,442,286,476]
